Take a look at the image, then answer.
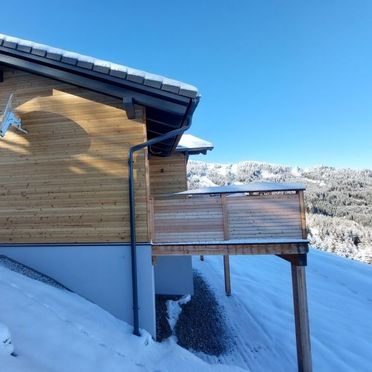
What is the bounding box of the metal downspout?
[128,97,199,336]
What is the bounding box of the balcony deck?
[150,182,312,371]
[150,182,308,256]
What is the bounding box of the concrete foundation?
[154,256,194,295]
[0,244,156,336]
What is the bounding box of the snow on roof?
[0,33,198,98]
[175,182,305,195]
[176,134,214,154]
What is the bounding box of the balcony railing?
[150,183,308,255]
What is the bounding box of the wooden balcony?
[150,183,309,256]
[150,183,313,371]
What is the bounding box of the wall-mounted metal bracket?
[0,94,28,137]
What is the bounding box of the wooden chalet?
[0,34,311,371]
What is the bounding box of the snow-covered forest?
[188,161,372,264]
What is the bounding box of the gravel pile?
[0,255,68,290]
[155,294,179,342]
[156,270,231,356]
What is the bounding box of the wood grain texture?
[152,242,309,256]
[221,194,231,295]
[291,264,313,372]
[226,194,302,239]
[152,193,303,243]
[298,190,307,239]
[0,67,148,243]
[149,153,187,195]
[153,195,224,242]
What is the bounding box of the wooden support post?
[291,263,312,372]
[223,255,231,296]
[148,196,154,242]
[221,194,232,296]
[298,190,307,239]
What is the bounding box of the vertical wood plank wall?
[0,67,149,243]
[149,153,187,195]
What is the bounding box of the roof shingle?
[0,33,199,99]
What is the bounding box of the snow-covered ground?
[0,265,244,372]
[193,248,372,371]
[1,248,371,371]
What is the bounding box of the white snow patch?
[291,167,302,177]
[193,248,372,371]
[189,175,217,188]
[177,134,213,151]
[303,177,327,187]
[166,295,191,332]
[178,182,304,195]
[0,323,14,356]
[0,266,244,372]
[261,170,276,179]
[231,164,238,173]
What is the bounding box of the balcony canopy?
[173,182,306,196]
[176,134,214,155]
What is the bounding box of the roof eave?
[176,146,214,155]
[0,48,200,156]
[0,47,191,110]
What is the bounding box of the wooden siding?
[0,67,149,243]
[226,194,303,239]
[153,196,224,242]
[149,153,187,195]
[153,193,303,243]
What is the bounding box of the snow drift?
[0,264,243,372]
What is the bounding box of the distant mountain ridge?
[187,160,372,264]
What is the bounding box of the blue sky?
[1,0,371,168]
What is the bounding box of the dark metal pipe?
[128,97,199,336]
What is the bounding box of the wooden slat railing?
[151,189,312,372]
[151,190,305,244]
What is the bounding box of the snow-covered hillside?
[1,249,371,371]
[0,265,243,372]
[193,249,372,371]
[188,161,372,263]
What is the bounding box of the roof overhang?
[176,134,214,155]
[0,35,200,156]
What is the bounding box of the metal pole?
[223,255,231,296]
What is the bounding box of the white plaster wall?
[0,244,156,336]
[154,256,194,295]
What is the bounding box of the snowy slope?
[1,249,371,372]
[193,249,372,372]
[0,265,244,372]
